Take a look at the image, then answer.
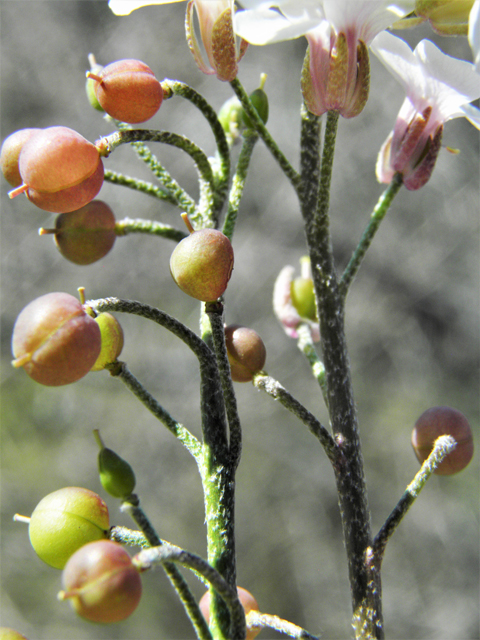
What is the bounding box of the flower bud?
[59,540,142,623]
[11,292,101,386]
[23,487,109,569]
[91,313,124,372]
[94,430,136,498]
[411,406,474,475]
[225,324,266,382]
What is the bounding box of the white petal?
[458,103,480,129]
[370,31,418,90]
[468,0,480,71]
[108,0,184,16]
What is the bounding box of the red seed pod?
[59,540,142,624]
[90,59,163,124]
[11,292,101,386]
[411,406,474,475]
[199,586,260,640]
[27,487,109,569]
[15,127,104,213]
[224,324,266,382]
[170,228,234,302]
[48,201,116,265]
[0,128,42,187]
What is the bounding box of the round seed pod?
[11,292,101,386]
[51,201,116,265]
[0,128,42,187]
[59,540,142,623]
[199,586,260,640]
[28,487,109,569]
[411,406,474,475]
[224,324,266,382]
[0,629,29,640]
[91,313,124,372]
[170,229,234,302]
[91,59,163,124]
[290,276,317,320]
[17,126,104,213]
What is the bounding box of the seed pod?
[94,430,135,498]
[224,324,266,382]
[0,128,42,187]
[91,313,124,372]
[199,586,260,640]
[14,126,104,213]
[85,55,105,113]
[45,201,116,265]
[89,59,163,124]
[290,276,317,321]
[59,540,142,623]
[170,225,234,302]
[11,292,101,386]
[241,86,269,130]
[0,629,29,640]
[26,487,109,569]
[412,406,474,475]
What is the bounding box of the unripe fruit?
[224,324,266,382]
[0,128,41,187]
[290,276,317,321]
[0,629,29,640]
[85,55,105,113]
[170,224,234,302]
[59,540,142,623]
[199,586,260,640]
[11,292,101,386]
[242,86,269,129]
[94,430,136,498]
[412,406,474,475]
[44,201,116,265]
[15,126,104,213]
[89,59,163,124]
[27,487,109,569]
[91,313,124,372]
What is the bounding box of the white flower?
[371,31,480,188]
[234,0,414,45]
[108,0,184,16]
[469,0,480,70]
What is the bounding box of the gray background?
[1,2,478,639]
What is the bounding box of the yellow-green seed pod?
[95,430,136,498]
[0,629,29,640]
[91,312,124,372]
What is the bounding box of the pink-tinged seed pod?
[12,127,104,213]
[59,540,142,624]
[411,406,474,475]
[0,128,42,187]
[26,487,109,569]
[11,292,101,386]
[44,201,116,265]
[170,226,234,302]
[224,324,266,382]
[89,59,163,124]
[199,586,260,640]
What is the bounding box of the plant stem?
[300,110,381,639]
[339,174,403,296]
[103,169,178,204]
[115,217,187,242]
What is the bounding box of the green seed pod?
[94,430,135,498]
[0,629,29,640]
[91,313,124,372]
[86,55,105,113]
[241,84,269,130]
[26,487,109,569]
[290,276,317,321]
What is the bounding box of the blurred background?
[1,2,478,639]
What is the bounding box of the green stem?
[163,79,231,221]
[104,169,178,204]
[247,610,320,640]
[115,217,187,242]
[109,525,151,548]
[339,174,403,297]
[300,110,381,639]
[252,373,337,464]
[123,496,213,640]
[230,78,301,194]
[222,131,258,240]
[295,323,328,408]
